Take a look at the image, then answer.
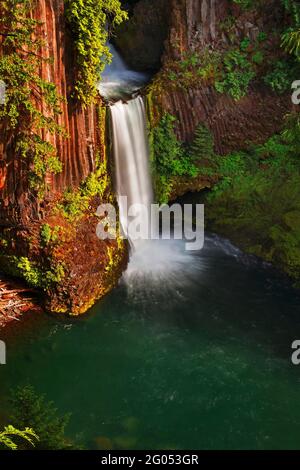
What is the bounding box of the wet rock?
[114,0,169,71]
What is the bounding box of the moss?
[205,134,300,285]
[0,254,65,290]
[64,0,127,106]
[40,224,62,247]
[55,155,110,221]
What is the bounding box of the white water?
[110,96,153,246]
[110,99,202,297]
[98,44,148,102]
[100,46,202,296]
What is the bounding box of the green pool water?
[1,234,300,450]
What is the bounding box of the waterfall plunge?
[110,96,201,302]
[110,96,153,247]
[99,46,202,300]
[99,44,148,102]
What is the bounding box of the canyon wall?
[114,0,169,71]
[0,0,102,226]
[157,83,289,155]
[155,0,291,153]
[0,0,127,315]
[164,0,228,60]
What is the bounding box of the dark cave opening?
[114,0,169,72]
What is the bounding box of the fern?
[281,0,300,58]
[0,425,38,450]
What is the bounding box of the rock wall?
[164,0,228,61]
[156,84,289,155]
[0,0,127,315]
[156,0,291,153]
[115,0,169,71]
[0,0,102,226]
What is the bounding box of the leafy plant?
[40,224,61,246]
[263,60,294,93]
[10,385,74,450]
[215,50,255,100]
[188,125,216,162]
[0,425,38,450]
[64,0,127,105]
[56,156,109,220]
[282,111,300,152]
[232,0,254,9]
[281,0,300,59]
[15,256,65,289]
[0,0,64,196]
[150,113,199,203]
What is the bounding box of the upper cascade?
[98,44,149,102]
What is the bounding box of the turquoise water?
[1,234,300,450]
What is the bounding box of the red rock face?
[164,0,229,61]
[0,1,128,316]
[36,0,101,191]
[0,0,103,225]
[159,0,291,152]
[157,84,290,154]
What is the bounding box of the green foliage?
[64,0,127,105]
[282,29,300,56]
[56,157,109,220]
[40,224,61,246]
[10,385,74,450]
[164,49,221,89]
[0,254,65,290]
[207,133,300,283]
[152,114,184,176]
[232,0,255,9]
[188,125,215,162]
[282,112,300,152]
[252,50,264,64]
[281,0,300,58]
[263,60,293,93]
[16,257,42,287]
[151,113,199,203]
[186,125,218,177]
[209,151,248,197]
[0,425,38,450]
[0,0,64,196]
[16,257,65,289]
[215,49,255,101]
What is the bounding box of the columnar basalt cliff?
[164,0,226,59]
[113,0,292,153]
[0,0,127,315]
[148,0,292,153]
[156,84,289,155]
[114,0,169,71]
[1,0,102,224]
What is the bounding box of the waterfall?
[110,96,153,247]
[99,45,200,298]
[109,95,200,294]
[99,44,148,102]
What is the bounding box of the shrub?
[10,385,74,450]
[64,0,127,105]
[263,60,294,94]
[151,113,199,202]
[215,50,255,101]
